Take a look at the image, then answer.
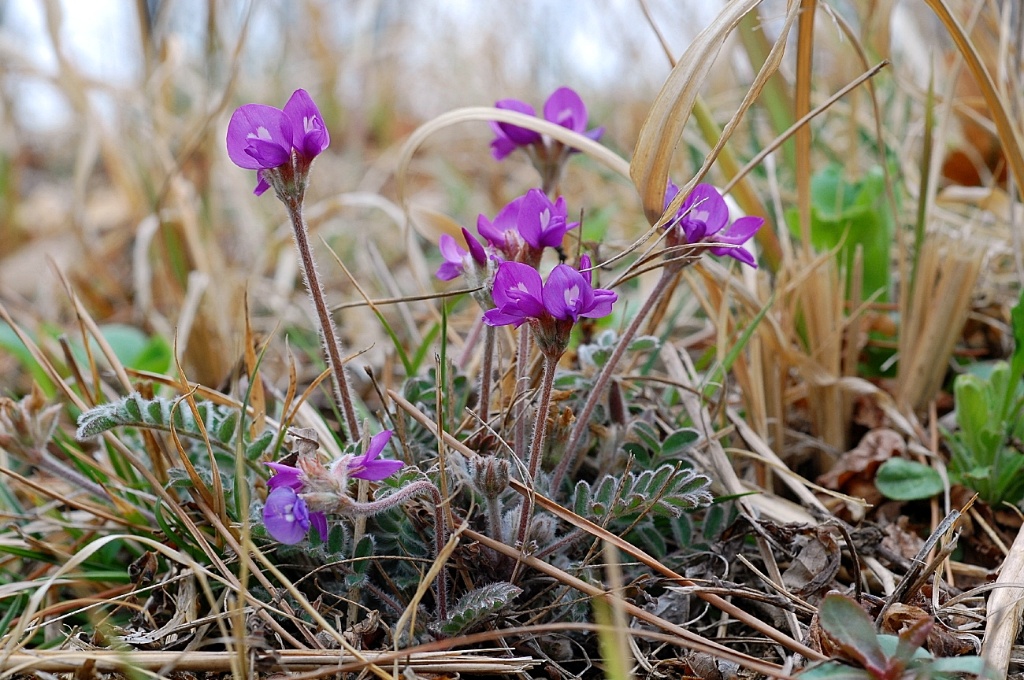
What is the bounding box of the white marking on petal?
[247,125,274,141]
[540,208,551,230]
[563,284,580,308]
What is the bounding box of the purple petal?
[516,189,549,249]
[253,172,271,196]
[266,462,303,491]
[309,511,328,541]
[483,307,530,327]
[543,87,587,132]
[582,288,618,319]
[579,254,593,285]
[682,184,729,238]
[439,233,467,263]
[353,458,404,481]
[477,214,506,248]
[663,179,681,211]
[709,245,757,267]
[364,430,393,461]
[462,227,487,265]
[491,261,545,316]
[349,430,402,481]
[263,487,310,544]
[584,126,605,143]
[543,264,591,321]
[489,134,518,161]
[719,215,764,244]
[226,104,293,170]
[493,99,541,145]
[284,88,330,159]
[436,261,462,281]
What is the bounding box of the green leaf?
[796,662,873,679]
[661,428,699,457]
[785,164,893,301]
[627,335,660,352]
[1010,287,1024,392]
[437,582,522,636]
[874,458,943,501]
[817,594,888,674]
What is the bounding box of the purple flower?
[516,189,576,251]
[436,228,488,281]
[263,487,313,544]
[477,196,525,251]
[482,261,547,328]
[345,430,404,481]
[284,89,330,159]
[263,462,326,543]
[483,256,616,328]
[489,87,604,161]
[546,255,617,322]
[664,182,764,267]
[490,99,542,160]
[226,88,329,195]
[266,462,303,490]
[226,105,293,171]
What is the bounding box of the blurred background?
[0,0,1006,402]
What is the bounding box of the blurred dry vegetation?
[2,0,1024,676]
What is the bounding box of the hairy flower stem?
[486,491,503,544]
[549,267,678,494]
[514,352,560,550]
[282,196,361,440]
[478,324,496,423]
[513,325,530,456]
[340,479,449,619]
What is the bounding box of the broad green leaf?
[817,594,888,674]
[874,459,943,501]
[785,165,893,301]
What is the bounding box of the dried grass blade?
[923,0,1024,200]
[396,107,631,207]
[630,0,765,224]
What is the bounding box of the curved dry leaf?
[631,0,765,224]
[923,0,1024,200]
[408,204,466,245]
[394,107,632,207]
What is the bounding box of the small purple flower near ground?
[343,430,404,481]
[664,182,764,268]
[263,487,316,545]
[490,86,604,161]
[516,189,576,251]
[484,256,616,356]
[436,228,488,281]
[262,429,402,544]
[226,88,330,195]
[265,461,328,543]
[472,190,577,266]
[477,195,525,253]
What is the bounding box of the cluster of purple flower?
[663,181,764,267]
[489,86,604,162]
[262,431,402,544]
[226,89,330,196]
[226,85,765,546]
